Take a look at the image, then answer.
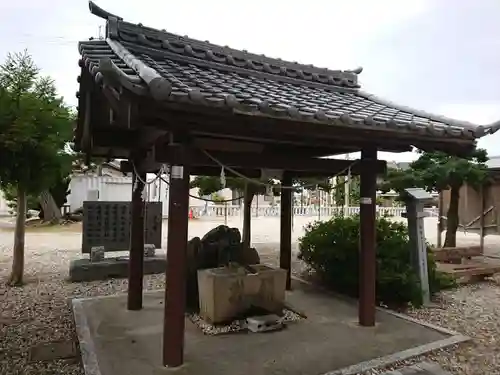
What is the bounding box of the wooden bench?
[432,245,500,283]
[432,245,482,263]
[437,261,500,283]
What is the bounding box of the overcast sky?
[1,0,499,161]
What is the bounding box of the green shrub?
[298,215,455,308]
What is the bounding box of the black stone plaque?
[82,201,162,253]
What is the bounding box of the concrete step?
[382,361,453,375]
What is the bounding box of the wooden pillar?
[242,183,252,248]
[359,148,377,327]
[163,147,190,368]
[479,184,486,254]
[280,172,292,290]
[127,168,146,310]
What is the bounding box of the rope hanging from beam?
[131,149,358,203]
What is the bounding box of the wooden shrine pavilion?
[75,1,500,368]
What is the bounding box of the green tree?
[3,163,71,219]
[295,177,333,193]
[72,150,106,175]
[379,149,488,247]
[190,176,246,198]
[333,175,360,206]
[0,51,73,285]
[190,175,282,201]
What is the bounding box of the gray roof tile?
[80,1,500,141]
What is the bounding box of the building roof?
[80,1,500,146]
[487,156,500,170]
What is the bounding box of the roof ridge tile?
[88,1,360,89]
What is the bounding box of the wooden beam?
[358,147,377,327]
[141,110,413,154]
[120,159,380,178]
[163,144,190,368]
[280,172,293,290]
[127,168,146,311]
[92,127,140,149]
[92,126,167,154]
[188,129,382,155]
[120,161,263,178]
[101,84,121,115]
[91,146,130,160]
[138,100,474,152]
[154,146,387,175]
[193,137,264,153]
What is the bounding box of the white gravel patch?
[1,218,500,375]
[356,279,500,375]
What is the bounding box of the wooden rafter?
[153,145,387,176]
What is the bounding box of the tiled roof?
[80,1,500,142]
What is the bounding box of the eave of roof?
[80,1,500,143]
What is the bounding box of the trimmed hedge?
[298,215,455,307]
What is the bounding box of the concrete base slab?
[72,280,469,375]
[69,254,166,282]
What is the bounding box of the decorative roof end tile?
[148,77,172,101]
[88,1,123,21]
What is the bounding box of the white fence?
[1,174,438,220]
[190,205,408,218]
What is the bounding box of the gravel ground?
[358,278,500,375]
[1,219,500,375]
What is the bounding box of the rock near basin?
[186,225,260,311]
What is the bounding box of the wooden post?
[242,183,252,248]
[437,192,444,248]
[479,184,486,254]
[128,168,146,310]
[359,148,377,327]
[163,149,190,368]
[280,172,292,290]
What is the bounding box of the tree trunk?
[444,185,460,248]
[242,184,254,249]
[9,186,26,286]
[39,190,61,222]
